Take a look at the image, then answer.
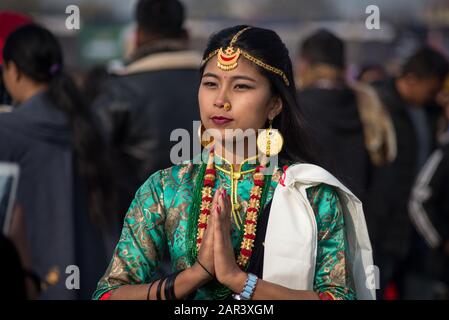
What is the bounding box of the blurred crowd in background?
[1,0,449,300]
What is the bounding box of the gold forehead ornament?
[201,27,290,86]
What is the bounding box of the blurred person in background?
[92,0,201,218]
[408,76,449,299]
[357,64,388,84]
[369,47,449,299]
[82,65,109,106]
[0,11,38,299]
[296,30,396,201]
[0,24,118,299]
[0,11,33,112]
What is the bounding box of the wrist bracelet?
[156,277,166,300]
[170,271,181,300]
[232,273,258,300]
[196,259,214,279]
[146,281,156,300]
[164,271,181,300]
[164,275,173,301]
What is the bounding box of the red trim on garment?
[319,291,337,300]
[279,165,289,187]
[99,291,112,300]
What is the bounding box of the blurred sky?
[1,0,447,23]
[1,0,448,72]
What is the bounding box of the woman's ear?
[6,61,21,82]
[268,96,283,119]
[3,61,20,84]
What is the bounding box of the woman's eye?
[235,84,252,90]
[202,81,217,88]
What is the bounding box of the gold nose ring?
[224,102,232,111]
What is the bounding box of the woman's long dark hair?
[200,25,317,164]
[3,24,116,228]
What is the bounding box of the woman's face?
[198,55,282,144]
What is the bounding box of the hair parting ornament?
[201,26,290,86]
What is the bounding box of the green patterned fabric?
[93,157,356,300]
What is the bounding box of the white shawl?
[262,163,376,300]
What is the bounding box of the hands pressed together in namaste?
[193,187,247,289]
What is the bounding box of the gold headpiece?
[201,27,290,86]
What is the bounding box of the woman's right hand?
[192,187,221,283]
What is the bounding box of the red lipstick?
[211,116,233,125]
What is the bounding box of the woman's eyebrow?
[202,72,219,79]
[202,73,257,82]
[232,75,257,82]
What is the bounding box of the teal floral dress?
[93,156,356,300]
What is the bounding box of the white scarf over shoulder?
[262,163,376,300]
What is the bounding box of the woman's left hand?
[212,188,246,287]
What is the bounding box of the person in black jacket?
[369,47,449,299]
[296,30,372,199]
[408,80,449,299]
[92,0,202,217]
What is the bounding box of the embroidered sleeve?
[92,170,167,299]
[307,184,356,300]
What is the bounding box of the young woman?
[93,25,374,300]
[0,24,117,299]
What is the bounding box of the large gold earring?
[257,119,283,157]
[198,124,214,148]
